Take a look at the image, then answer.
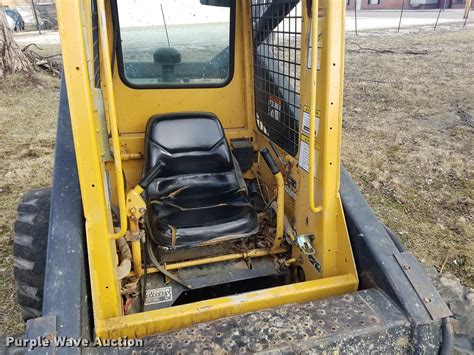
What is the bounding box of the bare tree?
[0,9,31,78]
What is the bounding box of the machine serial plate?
[145,287,173,305]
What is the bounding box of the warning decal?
[301,105,320,137]
[298,134,319,177]
[299,105,320,177]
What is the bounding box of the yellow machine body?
[55,0,358,339]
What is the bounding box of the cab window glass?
[115,0,232,87]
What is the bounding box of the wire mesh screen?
[251,0,301,156]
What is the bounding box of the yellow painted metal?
[57,0,358,339]
[308,0,322,214]
[131,239,142,277]
[96,273,357,339]
[149,247,286,275]
[287,0,348,279]
[56,0,123,319]
[284,258,297,267]
[126,185,146,276]
[254,0,351,281]
[271,172,285,252]
[125,185,146,219]
[129,214,142,276]
[319,0,348,278]
[121,153,142,161]
[335,198,358,276]
[127,247,288,277]
[96,0,128,240]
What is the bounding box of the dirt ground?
[0,24,473,336]
[343,24,473,288]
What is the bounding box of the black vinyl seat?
[142,113,258,251]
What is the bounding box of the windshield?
[115,0,232,88]
[6,10,18,19]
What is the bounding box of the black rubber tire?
[13,188,51,321]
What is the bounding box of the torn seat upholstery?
[142,113,258,259]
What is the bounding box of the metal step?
[103,288,415,353]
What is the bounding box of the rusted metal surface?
[395,251,452,321]
[103,289,418,353]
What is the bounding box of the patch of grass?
[343,26,474,288]
[0,73,60,336]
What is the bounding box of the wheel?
[13,188,51,321]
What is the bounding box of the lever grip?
[139,161,166,188]
[260,148,280,175]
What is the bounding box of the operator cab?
[111,0,292,311]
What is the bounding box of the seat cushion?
[149,189,259,248]
[147,171,241,202]
[141,113,258,250]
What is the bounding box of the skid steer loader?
[7,0,454,353]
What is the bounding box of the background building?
[347,0,473,10]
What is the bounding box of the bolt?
[130,207,136,213]
[423,297,431,303]
[139,208,145,214]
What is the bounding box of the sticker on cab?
[301,105,320,137]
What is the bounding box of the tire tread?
[13,188,51,321]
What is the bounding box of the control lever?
[127,161,166,224]
[260,148,280,175]
[269,140,288,166]
[260,148,284,252]
[139,161,166,189]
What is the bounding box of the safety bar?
[308,0,322,213]
[128,247,287,277]
[260,148,285,251]
[97,0,128,239]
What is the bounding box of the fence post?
[355,1,358,35]
[434,0,446,30]
[464,0,472,19]
[464,2,471,28]
[398,0,405,33]
[31,0,41,34]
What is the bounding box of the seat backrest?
[142,113,234,179]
